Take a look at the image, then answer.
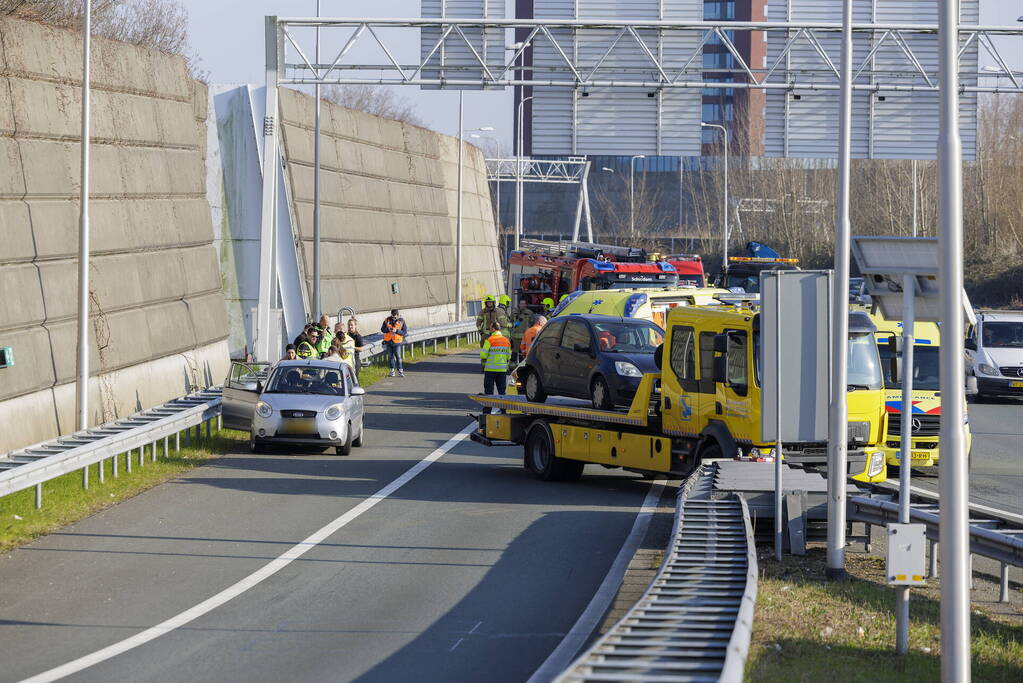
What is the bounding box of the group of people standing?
[477,295,550,412]
[285,316,370,374]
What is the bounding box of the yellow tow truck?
[870,314,972,469]
[471,304,889,483]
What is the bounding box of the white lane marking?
[469,620,483,634]
[449,638,465,652]
[21,423,478,683]
[526,480,666,683]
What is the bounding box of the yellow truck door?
[662,323,700,438]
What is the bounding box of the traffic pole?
[76,0,92,433]
[827,0,853,581]
[896,274,915,654]
[937,0,971,678]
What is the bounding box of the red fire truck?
[662,254,706,287]
[507,240,679,311]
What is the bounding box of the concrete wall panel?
[278,87,502,327]
[0,16,228,453]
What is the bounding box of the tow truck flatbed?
[469,374,658,429]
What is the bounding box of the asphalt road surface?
[0,353,663,683]
[911,397,1023,514]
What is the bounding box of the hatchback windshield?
[983,322,1023,348]
[592,321,664,353]
[265,366,346,396]
[879,344,940,391]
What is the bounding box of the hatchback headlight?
[978,363,998,376]
[325,404,343,421]
[615,361,643,377]
[255,401,273,418]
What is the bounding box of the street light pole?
[827,0,854,581]
[76,0,92,433]
[516,95,533,252]
[456,91,464,321]
[938,0,971,676]
[313,0,322,321]
[629,155,645,239]
[701,123,729,266]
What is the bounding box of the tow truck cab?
[658,306,887,482]
[871,315,972,468]
[718,256,800,293]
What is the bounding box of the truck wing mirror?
[713,356,727,384]
[713,333,728,354]
[654,343,663,370]
[964,338,977,351]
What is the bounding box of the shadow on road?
[352,508,642,683]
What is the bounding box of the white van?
[966,310,1023,401]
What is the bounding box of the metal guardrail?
[0,389,222,507]
[850,489,1023,601]
[359,320,480,363]
[0,320,481,508]
[557,464,758,682]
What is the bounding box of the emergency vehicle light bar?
[729,256,800,263]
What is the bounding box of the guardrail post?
[164,436,168,458]
[929,539,938,578]
[113,453,119,477]
[970,554,975,590]
[35,483,42,509]
[445,336,449,350]
[82,465,88,490]
[1000,563,1010,603]
[151,440,157,462]
[864,523,872,552]
[217,415,222,431]
[175,431,180,451]
[126,449,132,473]
[98,457,104,484]
[433,339,437,353]
[138,447,144,469]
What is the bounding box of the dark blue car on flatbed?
[515,314,664,409]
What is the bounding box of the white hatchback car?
[966,310,1023,402]
[223,359,366,454]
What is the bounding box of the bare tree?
[594,169,670,249]
[321,84,425,127]
[2,0,199,77]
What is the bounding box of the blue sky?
[183,1,1023,148]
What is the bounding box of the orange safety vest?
[384,319,405,344]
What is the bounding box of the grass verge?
[746,548,1023,682]
[0,339,478,554]
[0,430,245,553]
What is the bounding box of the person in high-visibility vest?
[296,332,318,359]
[476,295,510,346]
[541,297,555,315]
[497,294,514,338]
[509,298,535,364]
[520,315,547,357]
[479,323,512,414]
[381,309,408,377]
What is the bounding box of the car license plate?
[912,451,930,459]
[1012,381,1023,388]
[282,418,317,435]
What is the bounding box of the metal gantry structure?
[486,157,594,241]
[270,17,1023,93]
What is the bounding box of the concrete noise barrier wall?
[278,88,504,331]
[0,16,229,453]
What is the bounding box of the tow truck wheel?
[699,441,723,461]
[524,371,548,403]
[524,422,582,481]
[590,376,613,410]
